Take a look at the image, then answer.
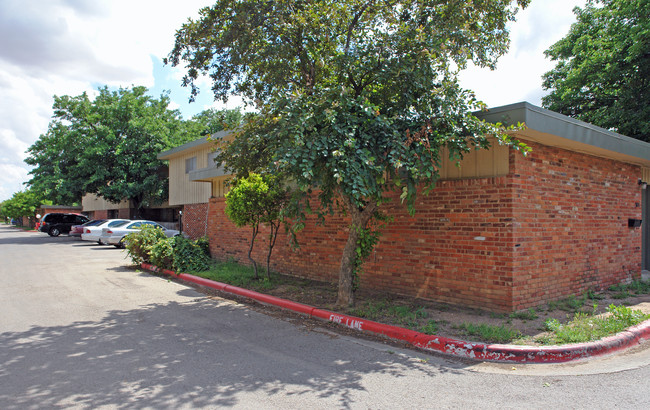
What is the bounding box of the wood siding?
[81,194,129,211]
[439,140,510,180]
[168,145,214,205]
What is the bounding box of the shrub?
[150,238,174,270]
[172,235,212,273]
[125,225,168,264]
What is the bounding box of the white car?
[99,220,182,248]
[81,219,130,244]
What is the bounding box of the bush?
[125,225,168,264]
[172,235,212,273]
[125,227,212,273]
[150,238,174,270]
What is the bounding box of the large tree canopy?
[25,86,202,214]
[542,0,650,141]
[168,0,529,306]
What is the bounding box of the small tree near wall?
[225,174,288,280]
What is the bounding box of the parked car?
[81,219,130,244]
[70,219,106,237]
[39,213,89,237]
[99,220,182,248]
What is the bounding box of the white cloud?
[0,0,213,201]
[459,0,586,108]
[0,0,587,201]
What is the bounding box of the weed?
[586,289,604,300]
[419,320,439,335]
[612,291,630,299]
[628,280,650,294]
[566,295,586,311]
[537,304,650,345]
[199,261,277,290]
[458,322,521,344]
[509,308,538,321]
[546,294,587,313]
[348,300,388,320]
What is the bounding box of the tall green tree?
[192,108,244,135]
[168,0,529,306]
[542,0,650,141]
[25,86,202,214]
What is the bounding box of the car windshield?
[107,220,128,227]
[112,221,130,228]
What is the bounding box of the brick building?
[161,103,650,311]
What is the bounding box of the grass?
[349,301,428,328]
[609,280,650,296]
[537,304,650,345]
[419,320,439,335]
[187,259,650,346]
[196,260,279,291]
[456,323,521,344]
[509,308,538,321]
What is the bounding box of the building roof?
[159,103,650,171]
[157,130,232,160]
[476,102,650,168]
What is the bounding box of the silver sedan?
[81,219,130,244]
[99,220,181,248]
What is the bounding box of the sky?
[0,0,585,202]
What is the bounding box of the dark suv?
[39,213,89,237]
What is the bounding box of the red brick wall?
[510,141,642,308]
[93,210,109,219]
[207,177,517,311]
[40,206,83,215]
[183,203,209,239]
[205,141,643,311]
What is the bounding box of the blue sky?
[0,0,585,202]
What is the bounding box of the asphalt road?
[2,223,650,409]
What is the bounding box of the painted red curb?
[141,263,650,363]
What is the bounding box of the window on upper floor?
[207,151,218,168]
[185,156,197,174]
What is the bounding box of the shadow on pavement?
[0,299,465,408]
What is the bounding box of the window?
[185,156,197,174]
[207,151,218,168]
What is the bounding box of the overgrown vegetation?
[125,225,211,273]
[537,304,650,345]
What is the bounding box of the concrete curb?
[141,263,650,363]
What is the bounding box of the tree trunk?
[265,222,279,281]
[131,196,143,219]
[249,224,259,279]
[336,199,377,307]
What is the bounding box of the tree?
[542,0,650,141]
[25,86,202,214]
[1,189,51,222]
[192,108,244,135]
[168,0,529,306]
[225,173,288,280]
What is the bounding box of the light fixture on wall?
[639,179,647,189]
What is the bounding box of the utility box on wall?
[629,218,642,228]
